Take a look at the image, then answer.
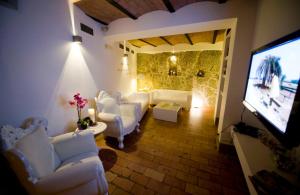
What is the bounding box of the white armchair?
[95,91,140,149]
[0,119,108,195]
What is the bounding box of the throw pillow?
[15,126,56,178]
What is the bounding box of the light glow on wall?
[170,55,177,64]
[45,42,98,135]
[192,90,208,108]
[68,0,76,35]
[131,78,137,92]
[122,55,129,71]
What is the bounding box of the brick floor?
[97,107,249,195]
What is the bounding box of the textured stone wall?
[137,50,221,106]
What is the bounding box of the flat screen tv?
[243,29,300,148]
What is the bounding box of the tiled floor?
[96,107,249,195]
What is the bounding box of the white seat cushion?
[56,152,102,172]
[15,126,57,178]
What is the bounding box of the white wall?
[0,0,135,135]
[105,0,258,138]
[243,0,300,129]
[253,0,300,49]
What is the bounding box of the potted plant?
[69,93,89,130]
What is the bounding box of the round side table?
[75,122,107,136]
[88,122,107,136]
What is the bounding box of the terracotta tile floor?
[96,107,249,195]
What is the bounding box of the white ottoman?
[153,102,181,122]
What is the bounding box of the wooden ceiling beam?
[85,14,108,25]
[162,0,175,13]
[139,39,157,47]
[130,43,141,48]
[106,0,137,20]
[212,30,218,44]
[160,36,173,45]
[218,0,227,4]
[184,34,193,45]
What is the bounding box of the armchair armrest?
[51,131,98,162]
[97,112,124,137]
[97,112,121,123]
[35,161,108,195]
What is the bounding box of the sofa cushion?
[51,131,98,162]
[56,152,102,172]
[15,126,57,178]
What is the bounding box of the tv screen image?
[244,37,300,134]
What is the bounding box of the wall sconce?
[122,53,128,70]
[122,40,129,70]
[170,47,177,64]
[170,54,177,64]
[197,70,205,77]
[72,35,82,43]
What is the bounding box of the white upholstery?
[99,97,121,115]
[0,125,35,151]
[150,89,192,109]
[51,130,99,162]
[21,117,48,131]
[15,127,57,178]
[0,119,108,195]
[95,90,140,149]
[122,92,149,121]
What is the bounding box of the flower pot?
[77,120,88,130]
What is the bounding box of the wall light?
[170,55,177,64]
[122,40,129,70]
[122,54,128,70]
[72,35,82,43]
[197,70,205,77]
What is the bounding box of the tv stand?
[230,126,299,195]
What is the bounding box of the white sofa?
[122,92,149,121]
[150,89,192,109]
[0,118,108,195]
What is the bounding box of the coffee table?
[153,102,181,122]
[75,122,107,136]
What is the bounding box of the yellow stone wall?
[137,50,222,105]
